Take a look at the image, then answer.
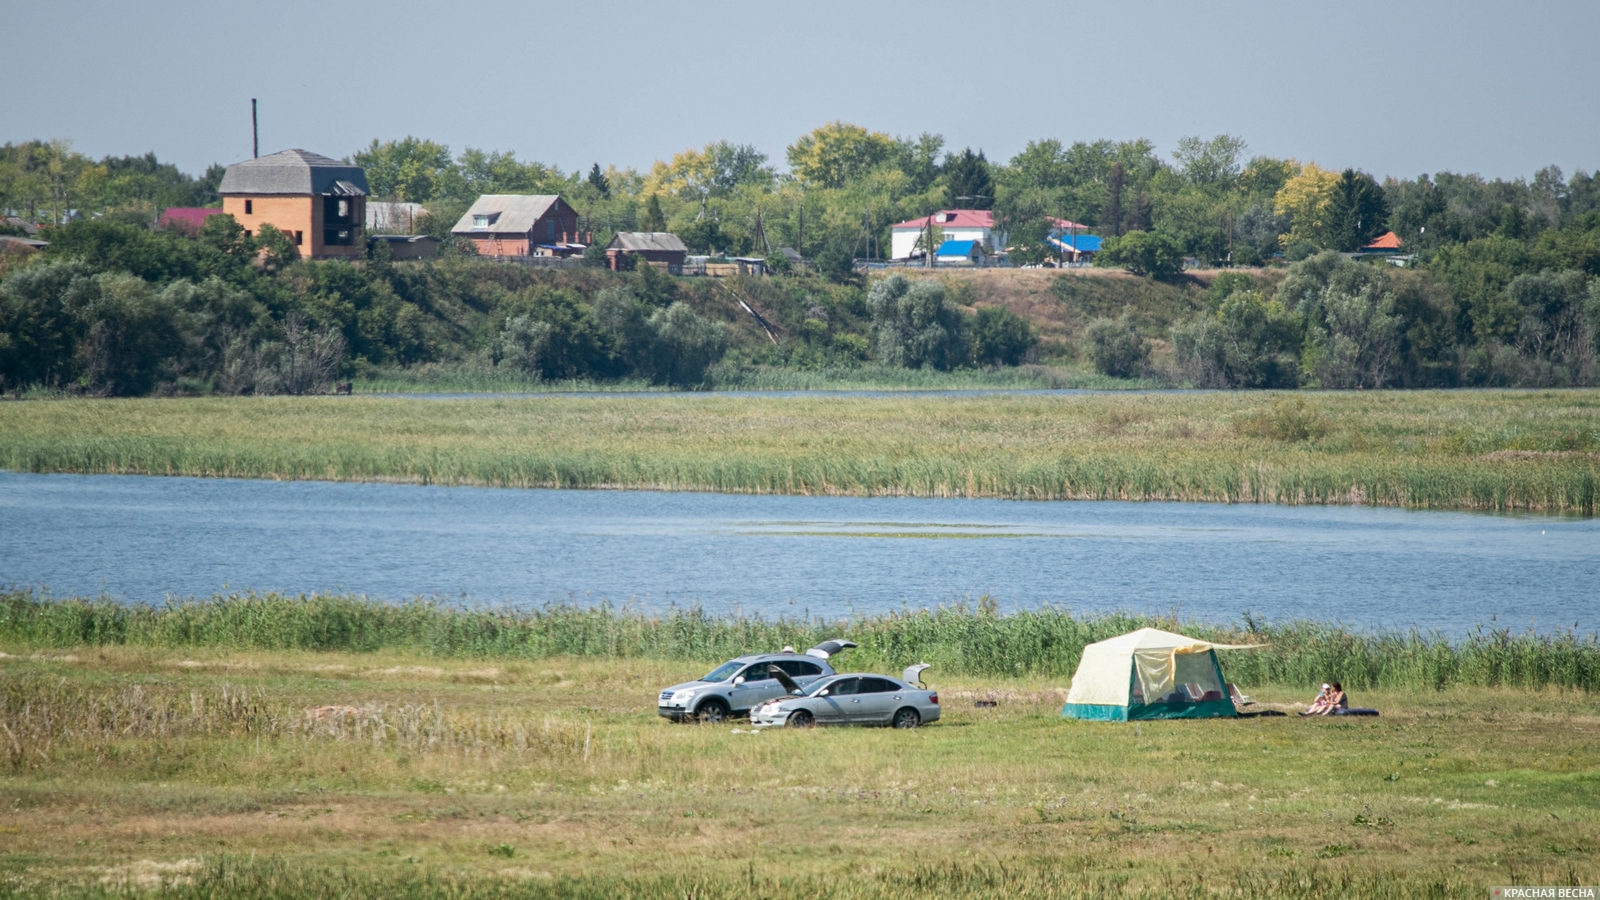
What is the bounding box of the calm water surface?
[1,471,1594,637]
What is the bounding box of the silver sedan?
[750,664,940,729]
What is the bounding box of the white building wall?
[890,225,994,260]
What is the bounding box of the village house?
[889,209,1002,261]
[451,195,587,258]
[156,207,223,235]
[605,232,689,271]
[217,149,368,260]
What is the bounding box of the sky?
[9,0,1599,184]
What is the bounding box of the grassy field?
[3,595,1597,895]
[2,638,1597,898]
[1,390,1597,513]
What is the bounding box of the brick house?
[217,149,368,260]
[451,195,588,258]
[604,232,688,271]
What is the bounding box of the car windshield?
[800,677,840,697]
[699,661,745,683]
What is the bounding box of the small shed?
[606,232,688,271]
[935,239,986,265]
[367,234,440,261]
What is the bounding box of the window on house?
[244,200,252,215]
[337,199,349,219]
[293,231,302,246]
[473,214,492,229]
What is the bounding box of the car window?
[859,678,899,693]
[828,677,859,696]
[700,661,743,683]
[739,666,770,682]
[776,660,823,677]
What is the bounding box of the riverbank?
[2,625,1596,897]
[1,390,1597,513]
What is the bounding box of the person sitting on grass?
[1319,681,1348,715]
[1299,683,1332,716]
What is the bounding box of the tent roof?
[1084,627,1259,654]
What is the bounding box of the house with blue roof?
[1048,229,1102,264]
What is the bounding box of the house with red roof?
[890,209,998,261]
[889,210,1092,263]
[157,207,225,235]
[1361,231,1403,252]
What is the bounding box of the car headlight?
[671,689,697,703]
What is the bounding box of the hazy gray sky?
[10,0,1598,183]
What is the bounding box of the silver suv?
[657,639,856,723]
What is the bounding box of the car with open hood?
[749,664,939,729]
[656,639,856,723]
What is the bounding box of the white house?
[889,209,1002,261]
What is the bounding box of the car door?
[849,677,903,725]
[812,677,858,724]
[726,664,779,712]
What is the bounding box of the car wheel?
[892,707,921,729]
[786,709,814,728]
[696,698,730,724]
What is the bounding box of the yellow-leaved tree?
[1273,162,1338,251]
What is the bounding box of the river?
[1,470,1594,637]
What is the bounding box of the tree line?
[2,128,1599,393]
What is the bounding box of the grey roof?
[218,149,370,197]
[0,234,48,250]
[607,231,688,253]
[451,194,564,235]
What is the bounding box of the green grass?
[1,390,1597,512]
[1,634,1596,898]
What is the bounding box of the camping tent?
[1061,628,1259,721]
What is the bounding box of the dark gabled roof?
[607,232,688,253]
[218,149,370,197]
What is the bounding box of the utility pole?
[251,99,258,158]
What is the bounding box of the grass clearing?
[1,642,1596,897]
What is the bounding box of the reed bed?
[2,391,1596,512]
[6,590,1597,692]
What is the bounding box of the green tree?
[1097,230,1184,279]
[1084,314,1150,378]
[970,305,1036,367]
[943,148,994,209]
[1325,169,1389,252]
[1171,134,1247,193]
[646,301,728,386]
[1171,290,1301,388]
[786,122,898,189]
[866,274,967,370]
[587,163,611,199]
[353,137,454,202]
[640,195,667,232]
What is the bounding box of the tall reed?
[6,590,1595,692]
[3,391,1595,512]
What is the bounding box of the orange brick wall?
[221,195,364,259]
